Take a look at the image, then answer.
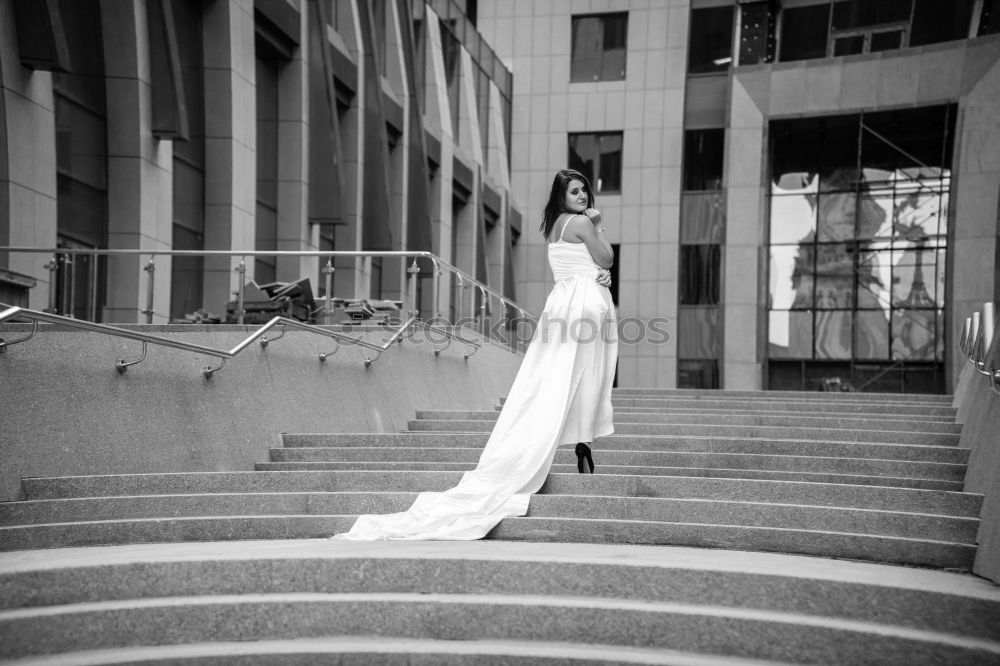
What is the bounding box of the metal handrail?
[0,305,482,378]
[0,247,536,331]
[958,302,1000,397]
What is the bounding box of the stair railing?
[959,302,1000,397]
[0,304,470,377]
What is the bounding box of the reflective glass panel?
[891,245,945,308]
[815,310,853,359]
[891,309,942,360]
[855,309,890,359]
[770,194,816,244]
[779,4,830,61]
[856,190,893,240]
[770,244,811,309]
[769,310,813,358]
[814,243,855,309]
[688,6,735,73]
[816,191,857,241]
[855,245,891,310]
[678,306,719,357]
[894,188,943,239]
[681,192,725,244]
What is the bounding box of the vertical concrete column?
[0,1,58,311]
[952,48,1000,389]
[723,76,769,389]
[202,0,255,314]
[275,8,310,284]
[100,0,173,323]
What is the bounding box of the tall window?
[54,0,107,320]
[570,13,628,82]
[688,6,734,73]
[255,44,281,286]
[767,106,954,393]
[170,0,206,320]
[678,129,726,389]
[568,132,623,194]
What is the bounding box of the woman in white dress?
[333,169,618,540]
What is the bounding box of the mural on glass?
[767,107,953,391]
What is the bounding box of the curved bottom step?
[0,637,798,666]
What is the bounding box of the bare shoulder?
[563,214,593,236]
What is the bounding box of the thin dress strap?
[557,215,574,241]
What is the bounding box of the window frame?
[569,12,629,83]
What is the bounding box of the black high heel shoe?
[575,443,594,474]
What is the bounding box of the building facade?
[478,0,1000,392]
[0,0,518,331]
[3,0,1000,392]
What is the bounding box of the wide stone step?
[4,590,998,665]
[406,420,961,446]
[416,410,963,433]
[608,388,954,404]
[4,541,996,663]
[0,510,980,572]
[605,398,957,416]
[266,447,967,481]
[14,472,980,515]
[0,493,977,544]
[283,433,969,463]
[253,462,966,490]
[0,513,977,569]
[4,541,994,636]
[538,405,957,422]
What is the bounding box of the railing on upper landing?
[0,248,537,378]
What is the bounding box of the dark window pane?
[680,192,725,244]
[831,0,912,31]
[770,118,821,191]
[870,30,903,52]
[739,1,777,65]
[688,6,734,73]
[911,0,976,46]
[678,306,719,358]
[980,0,1000,36]
[817,115,861,192]
[568,132,623,193]
[677,359,719,389]
[683,128,725,191]
[170,225,204,319]
[173,0,205,167]
[679,244,721,305]
[779,4,830,62]
[833,35,865,56]
[571,13,628,82]
[57,176,107,247]
[862,106,955,177]
[255,51,279,209]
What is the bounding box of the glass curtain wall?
[767,106,954,392]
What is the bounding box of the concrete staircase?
[2,388,999,664]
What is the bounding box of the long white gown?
[333,228,618,540]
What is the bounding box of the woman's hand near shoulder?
[564,214,613,268]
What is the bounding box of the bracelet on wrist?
[596,226,606,233]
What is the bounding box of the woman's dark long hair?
[540,169,595,239]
